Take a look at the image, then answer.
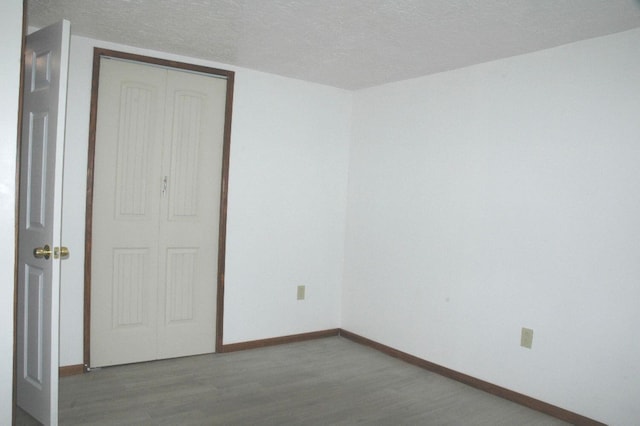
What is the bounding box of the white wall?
[342,28,640,425]
[0,1,22,423]
[59,35,351,364]
[223,67,351,343]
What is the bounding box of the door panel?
[90,59,165,367]
[17,20,70,426]
[157,69,226,359]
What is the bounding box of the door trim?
[83,48,234,370]
[12,4,28,422]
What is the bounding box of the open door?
[16,20,70,426]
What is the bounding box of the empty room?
[4,1,640,425]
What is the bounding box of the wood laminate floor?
[17,336,569,425]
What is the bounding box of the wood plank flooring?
[18,337,569,425]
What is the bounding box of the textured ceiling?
[27,0,640,89]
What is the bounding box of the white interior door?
[91,58,226,367]
[17,20,70,426]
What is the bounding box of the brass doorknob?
[34,244,53,259]
[55,246,70,259]
[33,245,69,260]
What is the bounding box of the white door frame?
[83,48,235,369]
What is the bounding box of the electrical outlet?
[521,327,533,349]
[297,285,305,300]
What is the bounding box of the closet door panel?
[157,70,226,359]
[90,59,166,367]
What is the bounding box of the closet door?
[90,58,225,367]
[91,59,166,367]
[156,69,226,359]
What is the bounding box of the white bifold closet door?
[90,58,226,367]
